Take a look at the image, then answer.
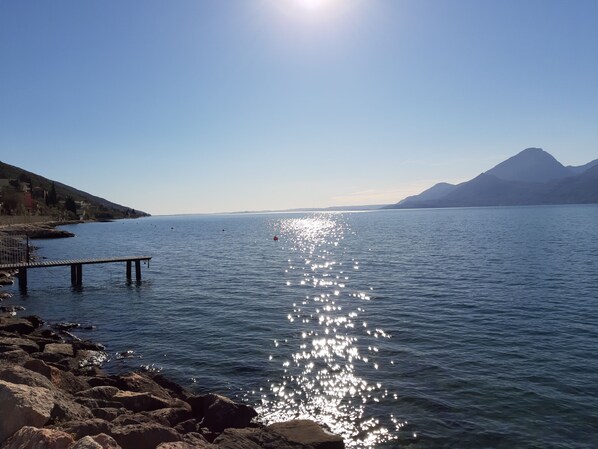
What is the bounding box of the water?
[3,206,598,448]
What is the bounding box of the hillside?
[0,160,149,220]
[388,148,598,209]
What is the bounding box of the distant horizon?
[2,0,597,215]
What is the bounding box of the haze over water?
[6,206,598,448]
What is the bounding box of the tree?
[65,196,77,215]
[46,182,57,206]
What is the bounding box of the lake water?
[4,206,598,448]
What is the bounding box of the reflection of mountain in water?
[388,148,598,209]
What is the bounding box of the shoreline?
[0,226,346,449]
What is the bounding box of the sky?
[1,0,597,215]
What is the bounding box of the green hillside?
[0,160,149,220]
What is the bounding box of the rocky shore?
[0,222,77,239]
[0,311,345,449]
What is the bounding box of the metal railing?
[0,233,29,265]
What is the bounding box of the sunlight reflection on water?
[255,215,404,448]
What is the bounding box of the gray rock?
[69,433,122,449]
[112,372,173,401]
[0,380,55,444]
[0,426,74,449]
[91,407,126,422]
[269,420,344,449]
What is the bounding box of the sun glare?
[296,0,333,12]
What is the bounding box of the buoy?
[273,236,279,241]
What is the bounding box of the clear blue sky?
[1,0,597,214]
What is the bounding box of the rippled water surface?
[5,206,598,448]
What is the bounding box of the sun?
[295,0,333,12]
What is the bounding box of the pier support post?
[18,267,27,291]
[126,260,132,282]
[71,264,82,286]
[135,260,141,282]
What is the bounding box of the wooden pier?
[0,256,152,290]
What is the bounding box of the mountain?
[0,160,149,219]
[397,182,457,205]
[388,148,598,209]
[485,147,571,182]
[567,159,598,175]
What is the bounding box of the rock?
[77,386,120,401]
[23,358,89,393]
[0,364,55,390]
[51,391,94,422]
[150,374,192,399]
[59,418,112,439]
[173,419,198,435]
[73,341,106,352]
[91,407,126,422]
[269,420,345,449]
[0,348,31,364]
[1,426,74,449]
[44,343,75,357]
[112,372,173,401]
[87,376,119,388]
[157,442,211,449]
[22,315,44,329]
[110,423,181,449]
[75,397,123,410]
[69,434,122,449]
[213,427,312,449]
[182,433,211,447]
[0,319,34,335]
[145,407,193,427]
[195,394,257,432]
[75,350,109,369]
[0,336,39,354]
[112,391,172,413]
[0,380,55,444]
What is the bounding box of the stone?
[44,343,75,357]
[213,427,312,449]
[182,433,210,446]
[112,391,172,413]
[0,348,30,364]
[150,374,192,399]
[0,336,39,353]
[75,397,123,410]
[112,372,173,401]
[197,394,257,432]
[1,426,74,449]
[0,319,35,335]
[173,418,198,435]
[91,407,125,422]
[22,315,44,329]
[0,364,55,390]
[157,442,211,449]
[69,434,122,449]
[269,420,345,449]
[0,380,55,444]
[147,406,193,426]
[59,418,113,440]
[77,386,120,401]
[51,391,94,422]
[110,423,181,449]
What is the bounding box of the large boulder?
[195,394,257,433]
[0,364,55,390]
[157,442,212,449]
[112,391,172,413]
[0,336,39,354]
[0,426,74,449]
[110,423,181,449]
[0,380,55,444]
[269,420,345,449]
[44,343,74,358]
[112,373,173,401]
[69,434,121,449]
[59,418,112,440]
[0,319,35,335]
[213,427,313,449]
[77,386,120,401]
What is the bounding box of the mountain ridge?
[388,148,598,209]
